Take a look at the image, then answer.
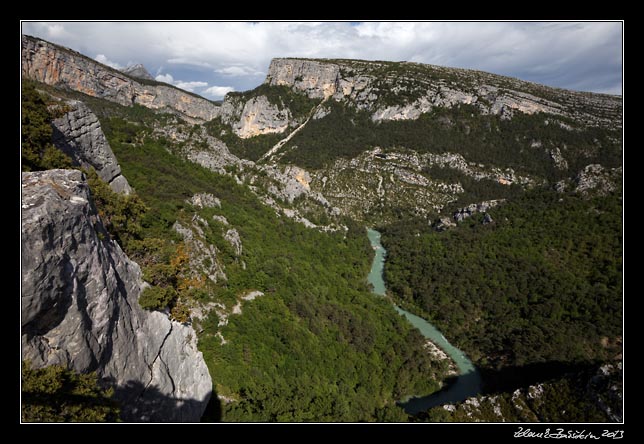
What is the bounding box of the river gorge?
[367,228,482,414]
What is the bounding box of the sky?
[21,21,623,100]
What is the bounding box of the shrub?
[22,83,73,171]
[21,361,120,422]
[138,285,177,311]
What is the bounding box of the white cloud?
[174,81,208,92]
[216,65,265,77]
[155,73,174,84]
[156,73,208,93]
[203,86,235,100]
[22,21,622,94]
[95,54,123,70]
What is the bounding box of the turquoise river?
[367,228,482,414]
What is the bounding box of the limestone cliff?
[220,95,290,138]
[265,58,340,99]
[21,169,212,422]
[51,100,132,194]
[264,58,621,127]
[22,35,219,123]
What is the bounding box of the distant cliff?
[22,35,220,123]
[264,58,621,127]
[21,169,212,422]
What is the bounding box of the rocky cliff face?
[21,169,212,422]
[22,35,219,123]
[52,100,132,194]
[265,58,621,127]
[266,58,340,99]
[221,95,291,138]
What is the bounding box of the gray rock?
[266,58,340,99]
[21,170,211,422]
[52,100,132,195]
[189,192,221,209]
[574,164,621,196]
[212,215,229,225]
[482,213,494,225]
[221,95,290,138]
[122,63,154,81]
[224,228,243,256]
[549,146,569,170]
[173,220,227,283]
[436,217,456,231]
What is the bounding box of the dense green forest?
[96,102,452,422]
[381,187,622,370]
[280,101,621,180]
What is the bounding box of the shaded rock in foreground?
[21,169,211,422]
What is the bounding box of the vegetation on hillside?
[381,187,622,370]
[204,118,283,161]
[280,102,621,180]
[96,102,452,421]
[22,361,120,422]
[21,83,73,171]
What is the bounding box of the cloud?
[203,86,235,100]
[21,21,622,94]
[155,73,174,84]
[216,65,265,77]
[168,58,213,68]
[156,73,208,93]
[174,80,208,92]
[95,54,123,70]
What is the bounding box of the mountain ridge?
[22,34,220,122]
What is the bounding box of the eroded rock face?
[233,96,290,138]
[22,35,219,123]
[52,100,132,194]
[264,58,621,128]
[266,58,340,99]
[21,169,211,422]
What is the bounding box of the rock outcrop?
[52,100,132,194]
[22,35,219,123]
[21,169,211,422]
[266,58,340,99]
[224,96,290,139]
[574,164,622,196]
[122,63,154,81]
